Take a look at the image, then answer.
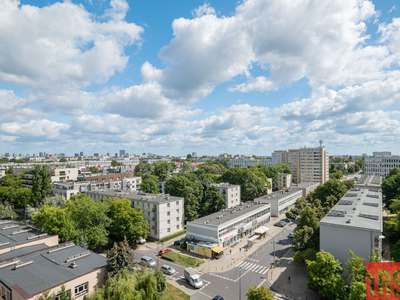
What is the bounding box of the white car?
[161,265,176,275]
[288,231,294,238]
[138,237,146,244]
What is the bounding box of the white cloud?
[0,0,143,90]
[0,119,69,139]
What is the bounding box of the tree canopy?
[140,178,159,194]
[246,286,274,300]
[31,165,52,206]
[107,237,135,278]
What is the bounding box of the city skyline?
[1,0,400,155]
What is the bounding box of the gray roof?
[0,244,48,261]
[291,182,320,189]
[189,202,270,226]
[87,190,183,204]
[255,189,303,203]
[210,183,240,189]
[0,220,52,247]
[0,242,107,296]
[320,188,382,232]
[354,175,382,188]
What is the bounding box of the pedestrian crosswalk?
[273,293,294,300]
[236,261,269,274]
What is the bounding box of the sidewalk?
[267,248,321,300]
[197,214,291,273]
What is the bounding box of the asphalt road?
[134,223,296,300]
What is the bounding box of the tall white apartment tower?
[272,150,288,165]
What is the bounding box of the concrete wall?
[320,223,379,265]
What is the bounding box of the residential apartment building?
[210,183,241,208]
[291,182,320,198]
[320,188,383,265]
[277,173,292,189]
[271,150,288,165]
[86,190,184,241]
[255,189,302,217]
[230,158,273,168]
[287,145,329,184]
[364,152,400,179]
[186,202,271,247]
[0,242,106,300]
[0,168,5,178]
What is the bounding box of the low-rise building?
[0,168,5,178]
[210,183,241,208]
[86,190,184,241]
[186,202,271,248]
[277,173,292,189]
[354,175,382,190]
[291,182,320,198]
[320,188,383,265]
[230,158,273,168]
[255,189,302,217]
[364,152,400,179]
[0,242,107,300]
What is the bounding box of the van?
[141,256,156,267]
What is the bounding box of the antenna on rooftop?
[319,140,323,147]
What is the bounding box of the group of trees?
[87,238,167,300]
[329,157,364,178]
[0,165,51,209]
[292,179,354,259]
[306,249,381,300]
[32,194,148,250]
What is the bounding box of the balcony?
[152,217,157,221]
[152,208,157,212]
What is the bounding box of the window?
[167,228,171,233]
[75,282,88,297]
[55,290,71,300]
[176,209,179,214]
[176,201,179,205]
[167,203,170,208]
[148,212,150,216]
[167,212,170,216]
[176,217,179,221]
[176,225,180,229]
[167,220,170,224]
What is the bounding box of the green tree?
[181,161,195,173]
[186,154,192,159]
[387,168,400,179]
[309,179,348,207]
[246,286,274,300]
[342,179,355,190]
[165,176,203,221]
[306,250,348,300]
[346,250,366,284]
[135,162,153,175]
[293,248,317,264]
[332,170,344,180]
[348,281,366,300]
[59,158,68,162]
[154,269,167,295]
[31,165,51,206]
[14,188,33,208]
[220,167,266,201]
[37,284,70,300]
[111,159,124,166]
[201,186,226,215]
[107,198,148,241]
[293,225,316,252]
[88,166,102,174]
[273,163,292,174]
[196,163,226,175]
[0,202,16,218]
[141,178,159,194]
[26,194,66,218]
[295,197,307,211]
[382,173,400,204]
[107,237,135,278]
[78,235,88,249]
[153,161,172,181]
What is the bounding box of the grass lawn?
[162,251,204,268]
[161,283,190,300]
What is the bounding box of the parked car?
[274,221,285,227]
[161,264,176,275]
[137,237,146,244]
[282,218,293,224]
[159,248,172,256]
[212,296,224,300]
[174,240,181,246]
[141,256,156,267]
[289,214,297,219]
[288,231,294,238]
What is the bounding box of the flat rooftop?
[211,183,240,188]
[190,202,270,226]
[0,220,52,247]
[255,189,303,203]
[320,188,382,231]
[291,182,320,189]
[0,242,106,296]
[354,175,382,188]
[87,190,183,204]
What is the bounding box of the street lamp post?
[273,236,276,266]
[239,266,242,300]
[379,235,385,261]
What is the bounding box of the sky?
[1,0,400,156]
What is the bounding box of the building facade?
[277,173,292,189]
[271,150,288,166]
[288,149,301,184]
[86,190,184,241]
[186,202,271,248]
[320,188,383,265]
[255,189,302,217]
[230,159,273,168]
[364,152,400,179]
[210,183,241,208]
[291,182,320,198]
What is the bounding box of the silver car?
[161,265,176,275]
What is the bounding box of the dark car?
[282,218,293,224]
[174,240,181,246]
[212,296,224,300]
[289,214,297,219]
[274,221,285,227]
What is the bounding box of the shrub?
[293,249,317,264]
[285,211,293,218]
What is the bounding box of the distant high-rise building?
[5,153,9,157]
[107,153,111,157]
[80,151,84,157]
[192,152,197,157]
[94,153,101,157]
[19,153,25,158]
[74,153,79,157]
[119,150,126,157]
[59,153,65,157]
[39,152,44,157]
[272,150,288,165]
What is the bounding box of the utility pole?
[239,266,242,300]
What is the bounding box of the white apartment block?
[364,152,400,179]
[255,189,302,217]
[277,173,292,189]
[288,149,301,184]
[320,188,383,265]
[86,190,184,241]
[230,158,273,168]
[272,150,288,165]
[210,183,241,208]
